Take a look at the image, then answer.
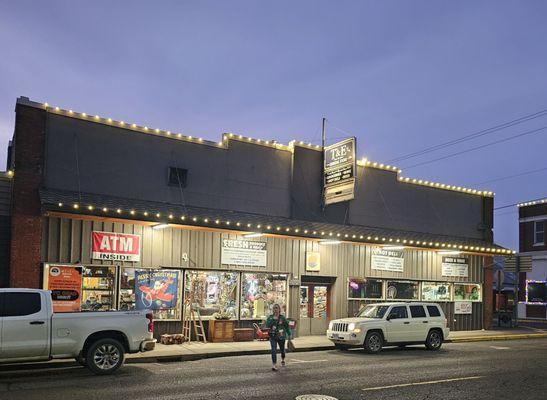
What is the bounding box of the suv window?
[389,306,408,319]
[427,305,441,317]
[410,305,427,318]
[0,292,41,317]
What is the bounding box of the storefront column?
[483,256,494,329]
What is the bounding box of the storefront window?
[300,286,309,318]
[454,283,481,302]
[120,268,182,320]
[526,281,547,303]
[81,266,117,311]
[185,270,239,320]
[347,278,383,299]
[386,280,419,300]
[421,282,451,302]
[240,273,287,319]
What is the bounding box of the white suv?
[327,302,449,353]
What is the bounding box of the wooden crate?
[208,319,235,342]
[234,328,254,342]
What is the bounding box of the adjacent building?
[3,96,513,338]
[517,198,547,320]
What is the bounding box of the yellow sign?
[306,251,321,272]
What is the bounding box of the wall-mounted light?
[319,239,342,245]
[244,233,263,238]
[153,224,169,230]
[382,245,405,250]
[438,250,461,255]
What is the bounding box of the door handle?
[403,322,410,324]
[30,321,45,325]
[423,321,429,324]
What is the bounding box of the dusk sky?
[1,0,546,250]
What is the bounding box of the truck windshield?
[357,305,389,319]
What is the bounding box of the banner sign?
[324,137,356,205]
[371,248,404,272]
[454,301,472,314]
[135,270,180,310]
[47,265,83,312]
[306,251,321,272]
[442,257,469,277]
[92,231,141,262]
[221,239,267,267]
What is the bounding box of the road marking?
[289,359,328,364]
[362,376,483,391]
[490,346,510,350]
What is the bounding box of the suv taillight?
[146,312,154,333]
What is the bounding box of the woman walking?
[266,303,291,371]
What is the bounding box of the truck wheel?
[425,329,443,351]
[85,338,125,375]
[364,331,383,354]
[335,343,349,351]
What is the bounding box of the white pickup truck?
[0,288,156,374]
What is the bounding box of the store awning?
[39,188,512,256]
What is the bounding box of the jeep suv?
[327,302,449,353]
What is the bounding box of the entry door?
[299,285,330,335]
[0,292,50,360]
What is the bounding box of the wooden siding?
[42,216,487,333]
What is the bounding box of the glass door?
[299,284,330,335]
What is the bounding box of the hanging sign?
[442,257,469,277]
[47,265,83,312]
[324,137,356,205]
[454,301,472,314]
[92,231,141,262]
[306,251,321,272]
[221,239,267,267]
[135,270,180,310]
[371,247,405,272]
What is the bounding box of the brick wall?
[9,103,46,288]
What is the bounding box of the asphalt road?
[1,339,546,400]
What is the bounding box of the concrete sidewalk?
[126,326,547,364]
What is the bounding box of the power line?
[473,166,547,185]
[494,195,547,210]
[387,108,547,164]
[403,125,547,170]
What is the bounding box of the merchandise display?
[240,273,287,319]
[454,283,481,301]
[313,286,328,319]
[80,266,116,311]
[386,280,419,300]
[421,282,451,301]
[185,270,239,319]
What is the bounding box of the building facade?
[5,97,512,338]
[517,198,547,320]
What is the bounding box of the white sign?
[371,248,404,272]
[92,231,141,262]
[454,301,472,314]
[442,257,469,277]
[221,239,267,267]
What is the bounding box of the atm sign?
[92,231,141,262]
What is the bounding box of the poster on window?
[47,265,83,312]
[455,301,472,314]
[92,231,141,262]
[371,248,404,272]
[221,239,267,267]
[134,270,179,310]
[442,257,469,277]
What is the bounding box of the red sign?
[92,231,141,262]
[47,265,82,312]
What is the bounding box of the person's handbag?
[287,339,296,352]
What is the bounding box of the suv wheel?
[85,338,125,375]
[425,329,443,351]
[364,331,383,354]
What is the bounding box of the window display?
[81,266,116,311]
[185,270,239,319]
[348,278,383,299]
[120,268,182,320]
[421,282,451,301]
[454,283,481,301]
[386,280,419,300]
[313,286,328,319]
[240,273,287,319]
[300,286,309,318]
[526,281,547,303]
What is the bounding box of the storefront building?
[6,97,513,338]
[516,198,547,320]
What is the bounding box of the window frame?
[534,220,545,246]
[385,280,420,301]
[453,283,482,302]
[409,305,427,318]
[388,305,409,319]
[426,305,441,317]
[0,292,42,317]
[240,272,289,320]
[421,282,452,302]
[347,278,384,300]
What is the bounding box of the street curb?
[446,333,547,343]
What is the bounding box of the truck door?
[0,291,49,360]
